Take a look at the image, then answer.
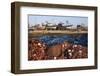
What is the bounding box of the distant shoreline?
[28,30,88,37]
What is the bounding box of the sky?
[28,15,88,27]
